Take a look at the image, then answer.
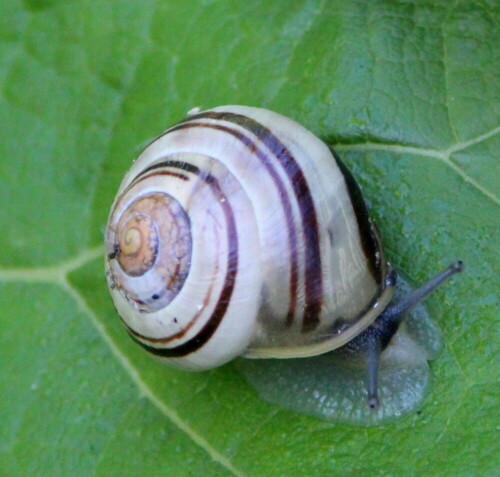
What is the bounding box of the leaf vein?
[61,278,246,477]
[333,124,500,205]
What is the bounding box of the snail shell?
[105,105,395,370]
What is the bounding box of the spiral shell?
[105,105,394,370]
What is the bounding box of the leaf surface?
[1,1,498,475]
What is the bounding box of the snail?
[105,105,463,412]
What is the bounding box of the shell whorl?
[108,192,192,311]
[105,105,394,370]
[106,151,262,370]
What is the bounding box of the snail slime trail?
[105,105,463,422]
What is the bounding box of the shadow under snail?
[105,105,463,414]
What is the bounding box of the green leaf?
[1,0,498,475]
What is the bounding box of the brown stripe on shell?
[166,121,299,327]
[330,148,383,286]
[171,112,323,332]
[120,170,189,200]
[122,281,215,344]
[129,160,239,357]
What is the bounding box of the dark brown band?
[330,149,383,285]
[174,111,323,332]
[129,160,239,357]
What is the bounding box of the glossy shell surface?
[105,105,394,370]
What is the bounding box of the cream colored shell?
[105,105,394,370]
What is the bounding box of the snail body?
[105,105,462,409]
